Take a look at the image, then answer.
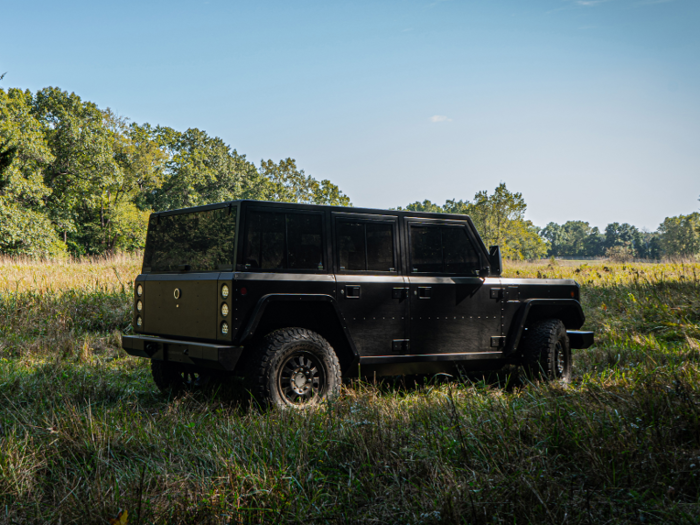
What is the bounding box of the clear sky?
[1,0,698,231]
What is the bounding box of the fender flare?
[236,293,360,359]
[504,299,585,358]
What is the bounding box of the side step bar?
[122,335,243,371]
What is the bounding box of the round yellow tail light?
[136,316,143,327]
[136,300,143,312]
[221,303,229,317]
[221,321,229,334]
[136,284,143,296]
[221,284,229,299]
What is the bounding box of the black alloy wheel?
[278,351,326,405]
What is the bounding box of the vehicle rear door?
[406,219,503,355]
[333,213,409,356]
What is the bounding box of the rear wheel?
[247,328,342,408]
[151,361,213,395]
[521,319,571,382]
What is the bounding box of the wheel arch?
[503,299,585,358]
[236,294,359,373]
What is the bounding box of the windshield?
[143,205,237,272]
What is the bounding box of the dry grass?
[0,253,141,294]
[0,257,699,524]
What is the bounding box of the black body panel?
[408,276,502,354]
[335,275,408,356]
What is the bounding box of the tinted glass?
[245,211,285,269]
[245,210,323,271]
[443,226,480,274]
[410,226,442,273]
[144,206,236,272]
[337,222,365,271]
[366,223,394,271]
[287,213,324,270]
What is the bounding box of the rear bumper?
[567,330,594,349]
[122,334,243,371]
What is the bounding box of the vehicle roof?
[154,199,474,223]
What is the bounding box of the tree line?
[0,87,350,257]
[1,86,698,260]
[540,214,700,261]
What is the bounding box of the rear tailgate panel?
[142,273,220,341]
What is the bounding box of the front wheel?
[521,319,571,382]
[247,328,342,408]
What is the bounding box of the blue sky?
[1,0,698,230]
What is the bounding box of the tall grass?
[0,254,137,359]
[0,257,699,524]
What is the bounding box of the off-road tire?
[246,328,342,408]
[151,360,213,395]
[521,318,571,382]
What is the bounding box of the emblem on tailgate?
[173,288,181,300]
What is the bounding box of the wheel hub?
[279,352,325,404]
[292,368,311,392]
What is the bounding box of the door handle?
[418,286,432,299]
[345,285,361,299]
[392,287,408,299]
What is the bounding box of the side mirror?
[489,246,502,276]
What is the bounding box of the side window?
[410,226,442,273]
[410,224,481,274]
[245,210,323,271]
[443,226,481,274]
[366,223,394,271]
[337,222,365,271]
[287,213,323,270]
[245,211,285,270]
[336,220,395,272]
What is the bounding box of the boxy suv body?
[123,200,594,406]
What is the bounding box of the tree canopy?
[0,87,350,256]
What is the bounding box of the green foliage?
[542,221,670,260]
[0,140,17,182]
[605,244,633,263]
[402,199,445,213]
[0,197,66,256]
[257,157,351,206]
[542,221,605,258]
[658,212,700,259]
[0,87,352,257]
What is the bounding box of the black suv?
[123,200,593,407]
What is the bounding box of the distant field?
[0,256,699,524]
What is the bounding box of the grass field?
[1,255,699,524]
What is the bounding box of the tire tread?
[522,318,570,381]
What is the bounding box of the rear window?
[143,206,237,272]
